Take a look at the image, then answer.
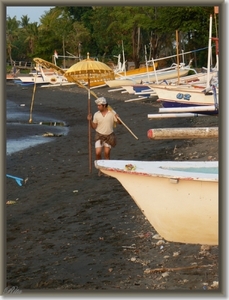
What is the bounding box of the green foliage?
[6,6,219,69]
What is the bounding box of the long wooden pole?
[158,105,217,113]
[207,15,213,89]
[117,116,139,140]
[29,66,38,123]
[147,113,208,118]
[147,127,218,140]
[88,78,92,174]
[108,106,138,140]
[176,30,180,84]
[122,40,126,77]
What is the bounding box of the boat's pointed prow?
[95,159,218,245]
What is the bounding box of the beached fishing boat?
[165,70,218,88]
[89,62,157,88]
[150,83,219,115]
[16,73,68,85]
[150,14,219,115]
[105,66,190,88]
[15,65,69,86]
[95,160,218,245]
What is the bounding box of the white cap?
[95,97,107,105]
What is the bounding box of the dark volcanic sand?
[5,81,219,295]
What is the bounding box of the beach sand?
[5,81,219,295]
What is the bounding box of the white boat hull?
[105,68,190,88]
[17,68,68,85]
[95,160,218,245]
[150,85,218,106]
[167,71,218,86]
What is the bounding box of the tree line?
[6,6,219,70]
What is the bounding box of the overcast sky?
[6,6,54,23]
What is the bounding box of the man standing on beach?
[87,97,121,160]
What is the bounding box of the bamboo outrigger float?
[147,127,218,140]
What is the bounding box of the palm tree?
[6,16,20,65]
[20,15,30,27]
[23,22,39,56]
